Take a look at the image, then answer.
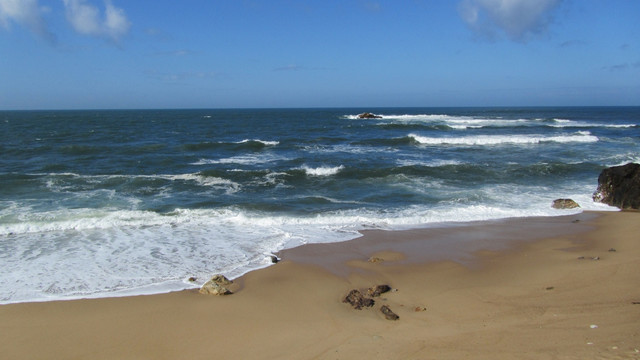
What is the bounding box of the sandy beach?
[1,211,639,359]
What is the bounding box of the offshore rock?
[199,274,233,295]
[357,112,382,119]
[380,305,399,320]
[367,285,392,297]
[593,163,640,209]
[343,289,375,310]
[552,199,580,209]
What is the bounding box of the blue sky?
[1,0,639,110]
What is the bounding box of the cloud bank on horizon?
[0,0,130,42]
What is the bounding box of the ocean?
[1,107,638,304]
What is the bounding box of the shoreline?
[1,211,639,359]
[1,211,597,305]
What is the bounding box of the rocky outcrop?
[357,112,382,119]
[552,199,580,209]
[343,289,375,310]
[199,274,233,295]
[593,163,640,209]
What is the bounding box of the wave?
[349,113,636,130]
[301,165,344,176]
[396,159,463,167]
[550,119,636,128]
[183,138,278,152]
[192,153,289,166]
[26,172,241,195]
[349,113,531,128]
[236,139,279,146]
[407,132,599,146]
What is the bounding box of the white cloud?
[0,0,54,41]
[458,0,562,41]
[63,0,130,42]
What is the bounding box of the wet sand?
[1,211,639,359]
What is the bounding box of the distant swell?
[407,132,599,146]
[183,139,278,152]
[348,113,636,130]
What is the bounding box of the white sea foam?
[301,165,344,176]
[396,159,463,167]
[38,172,241,194]
[353,113,636,130]
[353,113,534,129]
[408,132,599,146]
[167,174,240,192]
[192,153,288,165]
[0,181,618,304]
[550,119,635,128]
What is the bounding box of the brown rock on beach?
[380,305,399,320]
[552,198,580,209]
[367,285,392,297]
[199,274,233,295]
[343,289,375,310]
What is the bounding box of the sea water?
[1,107,638,303]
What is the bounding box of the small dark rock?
[380,305,399,320]
[357,112,382,119]
[270,255,280,263]
[546,286,555,290]
[552,199,580,209]
[343,289,375,310]
[608,248,617,252]
[367,285,392,297]
[188,277,197,282]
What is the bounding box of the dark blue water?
[1,107,638,303]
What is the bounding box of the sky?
[1,0,639,110]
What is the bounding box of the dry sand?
[1,211,639,359]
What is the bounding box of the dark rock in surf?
[593,163,640,209]
[357,112,382,119]
[552,199,580,209]
[343,289,375,310]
